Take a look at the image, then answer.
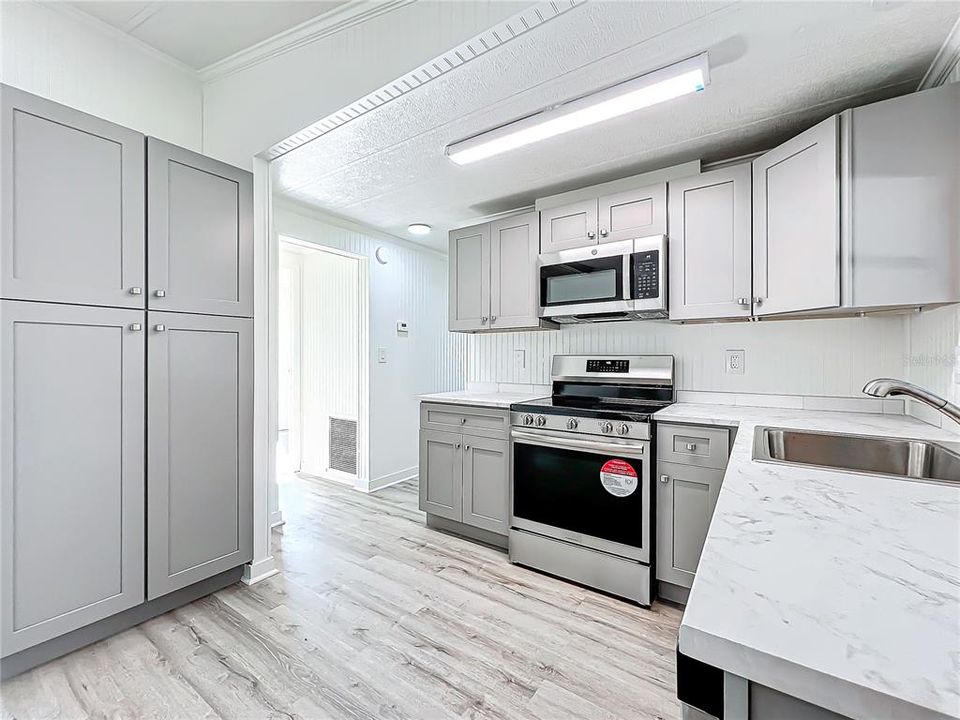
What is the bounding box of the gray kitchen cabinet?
[448,223,490,332]
[147,311,253,599]
[668,164,753,320]
[419,428,463,521]
[490,212,541,330]
[461,436,510,535]
[0,85,145,309]
[540,184,667,254]
[752,115,840,317]
[147,139,253,318]
[449,213,550,333]
[540,198,598,253]
[598,183,667,244]
[1,301,145,655]
[656,461,723,589]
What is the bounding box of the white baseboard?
[270,510,284,528]
[241,557,279,585]
[368,466,418,493]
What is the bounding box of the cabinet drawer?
[657,423,729,469]
[420,402,509,439]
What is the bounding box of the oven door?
[539,241,632,318]
[511,428,651,563]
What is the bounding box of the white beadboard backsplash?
[904,305,960,434]
[467,314,906,398]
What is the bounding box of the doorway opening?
[276,236,369,506]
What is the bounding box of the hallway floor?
[2,475,682,719]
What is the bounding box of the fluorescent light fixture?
[445,53,710,165]
[407,223,432,235]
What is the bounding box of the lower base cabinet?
[1,301,145,655]
[147,312,253,599]
[419,405,509,537]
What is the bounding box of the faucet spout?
[863,378,960,426]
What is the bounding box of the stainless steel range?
[508,355,675,606]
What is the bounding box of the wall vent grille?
[329,416,358,475]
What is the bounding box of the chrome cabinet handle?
[129,287,142,296]
[129,323,142,332]
[737,297,749,307]
[599,229,608,237]
[754,296,764,306]
[660,474,669,484]
[686,443,697,451]
[154,324,166,332]
[587,231,596,239]
[154,289,166,298]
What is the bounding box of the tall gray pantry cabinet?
[0,85,254,673]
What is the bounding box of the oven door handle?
[511,429,648,459]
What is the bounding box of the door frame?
[277,243,304,477]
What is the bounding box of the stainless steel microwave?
[538,235,668,323]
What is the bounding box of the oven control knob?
[523,414,534,426]
[535,415,547,427]
[600,421,613,434]
[566,418,579,430]
[617,423,630,436]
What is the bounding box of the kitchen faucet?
[863,378,960,426]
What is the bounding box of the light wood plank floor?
[1,475,683,719]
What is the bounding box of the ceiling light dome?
[408,223,431,235]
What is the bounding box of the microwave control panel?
[632,250,660,299]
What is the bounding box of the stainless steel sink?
[753,426,960,485]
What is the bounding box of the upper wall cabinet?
[1,85,145,309]
[449,211,550,333]
[842,83,959,309]
[668,164,753,321]
[147,139,254,318]
[540,183,666,254]
[752,115,840,317]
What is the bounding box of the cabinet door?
[461,436,509,535]
[1,301,144,655]
[668,166,752,320]
[147,312,253,599]
[1,85,145,308]
[449,223,490,332]
[598,183,666,244]
[490,212,541,330]
[419,429,462,521]
[147,139,253,318]
[656,461,723,589]
[539,199,598,253]
[753,116,839,316]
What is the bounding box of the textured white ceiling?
[71,1,349,69]
[272,1,959,252]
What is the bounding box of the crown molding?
[259,0,586,161]
[40,0,198,77]
[919,15,960,89]
[198,0,415,84]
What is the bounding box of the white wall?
[0,1,202,149]
[468,315,907,399]
[275,199,467,489]
[202,1,528,167]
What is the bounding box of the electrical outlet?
[377,347,387,364]
[513,349,526,372]
[725,349,745,375]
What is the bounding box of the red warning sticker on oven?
[600,459,638,497]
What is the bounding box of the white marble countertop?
[418,390,546,409]
[655,403,960,720]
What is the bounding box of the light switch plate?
[514,349,526,371]
[725,349,745,375]
[377,347,387,364]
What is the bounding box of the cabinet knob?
[460,417,466,424]
[481,316,488,323]
[154,289,166,298]
[737,297,749,307]
[464,445,470,451]
[154,324,166,332]
[686,443,697,451]
[599,229,608,237]
[754,296,764,306]
[129,287,142,296]
[490,315,496,322]
[660,474,669,484]
[455,443,461,449]
[129,323,142,332]
[587,231,596,239]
